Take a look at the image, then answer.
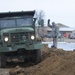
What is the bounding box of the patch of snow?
[42,42,75,51]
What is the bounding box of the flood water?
[42,42,75,51]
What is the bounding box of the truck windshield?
[0,19,16,28]
[17,18,32,26]
[0,17,33,28]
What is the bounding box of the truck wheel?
[35,49,41,64]
[0,53,6,68]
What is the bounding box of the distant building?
[36,23,75,38]
[44,23,75,38]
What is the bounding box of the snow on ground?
[42,42,75,51]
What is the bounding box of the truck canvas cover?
[0,10,35,18]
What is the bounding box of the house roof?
[45,27,75,32]
[59,28,75,31]
[56,23,70,28]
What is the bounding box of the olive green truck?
[0,11,43,67]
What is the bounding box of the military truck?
[0,10,43,68]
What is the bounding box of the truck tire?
[0,53,6,68]
[35,49,41,64]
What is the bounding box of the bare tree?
[35,10,45,41]
[35,10,45,26]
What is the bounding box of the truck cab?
[0,11,42,67]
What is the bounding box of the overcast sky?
[0,0,75,27]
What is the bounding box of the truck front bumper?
[0,43,43,52]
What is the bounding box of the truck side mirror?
[38,19,44,27]
[33,18,36,23]
[48,19,50,26]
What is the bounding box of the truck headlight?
[4,37,9,42]
[31,35,35,40]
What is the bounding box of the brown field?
[1,43,75,75]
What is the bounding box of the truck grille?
[10,32,29,43]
